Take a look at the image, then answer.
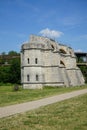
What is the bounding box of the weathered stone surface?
[21,35,85,89]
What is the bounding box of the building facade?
[21,35,85,89]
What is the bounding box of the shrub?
[13,84,19,91]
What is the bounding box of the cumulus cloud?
[39,28,64,38]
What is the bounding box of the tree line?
[0,51,20,84]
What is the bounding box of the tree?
[0,52,6,64]
[1,52,6,55]
[0,51,21,84]
[79,66,87,83]
[9,58,21,84]
[0,66,10,83]
[8,51,19,56]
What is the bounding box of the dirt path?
[0,89,87,118]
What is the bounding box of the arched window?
[35,58,38,64]
[27,74,30,81]
[59,49,67,54]
[69,51,72,55]
[60,60,65,66]
[27,58,30,64]
[36,74,39,81]
[51,44,54,50]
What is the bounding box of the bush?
[13,85,19,91]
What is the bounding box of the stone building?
[21,35,85,89]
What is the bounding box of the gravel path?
[0,89,87,118]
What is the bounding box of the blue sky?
[0,0,87,53]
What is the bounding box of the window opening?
[36,75,39,81]
[51,44,54,50]
[59,49,67,54]
[35,58,38,64]
[27,58,29,64]
[60,60,65,66]
[27,74,30,81]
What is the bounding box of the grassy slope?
[0,85,87,107]
[0,93,87,130]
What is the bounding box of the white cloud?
[75,49,82,52]
[39,28,64,38]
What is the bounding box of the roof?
[75,52,87,57]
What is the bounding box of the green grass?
[0,93,87,130]
[0,85,87,107]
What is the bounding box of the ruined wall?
[21,35,85,89]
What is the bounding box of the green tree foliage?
[0,66,10,83]
[79,66,87,83]
[8,51,19,56]
[9,58,21,84]
[0,51,20,84]
[0,52,6,64]
[1,52,6,55]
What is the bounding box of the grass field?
[0,85,87,107]
[0,92,87,130]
